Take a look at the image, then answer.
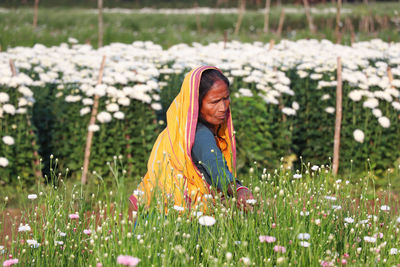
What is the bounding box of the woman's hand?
[236,187,255,212]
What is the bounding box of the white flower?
[380,205,390,211]
[226,252,233,260]
[293,174,302,179]
[151,103,162,111]
[292,101,299,110]
[238,88,253,97]
[396,217,400,224]
[324,196,337,201]
[68,37,78,44]
[18,86,33,97]
[113,111,125,120]
[88,124,100,132]
[325,107,335,114]
[18,224,31,232]
[282,107,296,116]
[97,111,112,123]
[27,239,40,248]
[300,211,309,216]
[246,199,257,205]
[0,92,10,103]
[133,190,144,196]
[65,95,82,103]
[106,103,119,112]
[311,165,319,171]
[82,98,94,105]
[2,136,14,146]
[16,108,27,114]
[372,108,382,118]
[0,157,9,167]
[3,104,16,115]
[332,205,342,210]
[94,84,107,97]
[297,233,310,240]
[198,216,216,226]
[353,129,365,143]
[378,116,390,128]
[363,236,376,243]
[344,217,354,223]
[348,90,363,102]
[310,73,323,80]
[240,257,251,265]
[300,241,311,247]
[392,101,400,110]
[390,248,398,255]
[18,97,28,107]
[80,107,91,116]
[173,205,184,212]
[321,94,330,101]
[363,98,379,109]
[28,194,37,200]
[118,97,130,106]
[56,241,64,245]
[59,232,67,237]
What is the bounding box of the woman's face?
[200,79,230,127]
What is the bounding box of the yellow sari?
[130,66,237,213]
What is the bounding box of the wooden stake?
[332,57,342,176]
[33,0,39,29]
[263,0,271,33]
[276,8,285,37]
[387,66,394,87]
[302,0,316,33]
[81,55,106,185]
[98,0,103,48]
[224,30,228,49]
[234,0,246,35]
[9,59,42,181]
[335,0,342,44]
[9,59,16,76]
[268,39,275,50]
[345,17,355,45]
[194,2,202,33]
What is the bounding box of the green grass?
[0,3,399,50]
[1,158,400,266]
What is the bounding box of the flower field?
[1,39,400,186]
[1,160,400,266]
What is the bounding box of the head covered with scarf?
[130,66,237,213]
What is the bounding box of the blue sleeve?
[191,124,234,191]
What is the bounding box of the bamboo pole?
[98,0,103,48]
[276,8,285,37]
[335,0,342,44]
[81,56,106,185]
[263,0,271,33]
[302,0,316,33]
[234,0,246,35]
[9,59,42,181]
[33,0,39,29]
[332,57,342,176]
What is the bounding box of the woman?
[129,66,254,213]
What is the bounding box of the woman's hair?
[198,69,230,132]
[198,69,230,111]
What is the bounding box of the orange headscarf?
[131,66,237,213]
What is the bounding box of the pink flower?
[83,229,91,235]
[341,259,347,265]
[320,261,332,267]
[273,245,286,253]
[259,235,276,243]
[117,255,140,266]
[69,214,79,219]
[3,259,19,267]
[96,263,102,267]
